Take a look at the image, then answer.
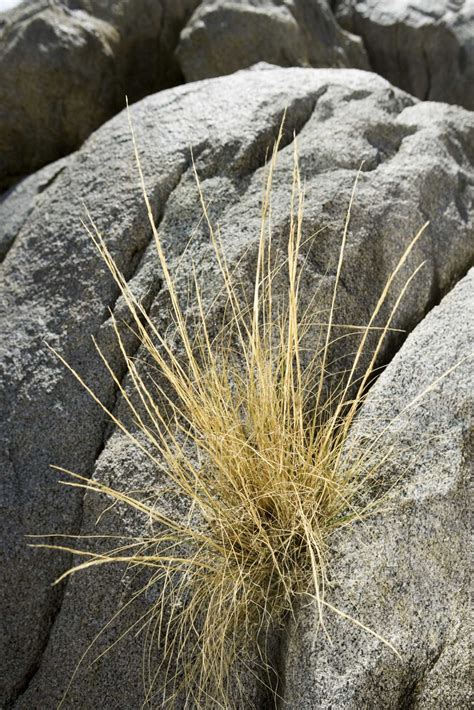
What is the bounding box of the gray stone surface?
[176,0,369,82]
[0,0,199,189]
[0,157,68,261]
[413,606,473,709]
[2,0,472,191]
[335,0,474,110]
[282,267,474,708]
[1,65,473,706]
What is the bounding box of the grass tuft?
[40,117,432,708]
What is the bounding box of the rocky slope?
[1,64,473,707]
[1,0,473,706]
[1,1,472,189]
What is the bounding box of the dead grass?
[38,118,432,708]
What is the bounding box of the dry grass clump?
[43,120,428,708]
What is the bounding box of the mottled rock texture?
[176,0,369,81]
[0,156,68,261]
[2,0,472,192]
[1,65,473,707]
[0,0,200,189]
[335,0,474,110]
[283,267,473,709]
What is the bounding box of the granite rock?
[0,0,199,189]
[335,0,474,110]
[176,0,369,82]
[0,156,68,261]
[1,65,473,706]
[282,267,473,708]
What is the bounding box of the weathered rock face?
[64,0,201,98]
[282,267,473,709]
[1,65,473,706]
[2,0,472,194]
[176,0,369,82]
[334,0,474,110]
[0,0,199,189]
[0,156,68,261]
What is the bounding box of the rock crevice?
[0,64,473,707]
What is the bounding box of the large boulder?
[282,267,473,708]
[0,0,199,189]
[334,0,474,110]
[176,0,369,82]
[1,65,473,706]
